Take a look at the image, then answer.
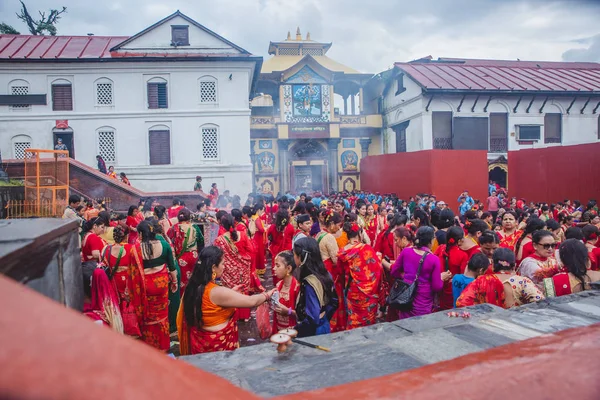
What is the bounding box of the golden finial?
[306,31,311,41]
[296,27,302,41]
[286,31,291,41]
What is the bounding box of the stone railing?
[339,115,366,124]
[250,116,275,125]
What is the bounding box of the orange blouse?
[202,282,236,327]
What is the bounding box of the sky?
[1,0,599,72]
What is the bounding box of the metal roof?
[0,35,128,59]
[394,58,600,93]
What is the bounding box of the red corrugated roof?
[0,35,128,59]
[0,35,254,60]
[395,58,600,92]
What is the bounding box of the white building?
[0,11,261,193]
[365,57,600,186]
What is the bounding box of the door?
[53,129,74,158]
[294,165,312,193]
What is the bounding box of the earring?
[212,271,217,281]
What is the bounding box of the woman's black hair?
[502,210,518,222]
[468,253,490,273]
[437,209,455,230]
[82,216,104,234]
[394,226,415,243]
[172,198,181,206]
[443,226,465,270]
[215,209,228,223]
[254,202,265,212]
[81,261,97,299]
[220,214,238,241]
[197,201,207,211]
[127,205,137,217]
[183,246,224,328]
[532,229,553,244]
[582,224,600,242]
[142,198,154,213]
[515,217,547,255]
[342,221,361,239]
[154,205,166,219]
[545,219,560,232]
[293,237,334,301]
[323,211,342,228]
[479,230,500,245]
[178,208,191,222]
[414,226,435,248]
[292,201,307,215]
[276,250,296,273]
[242,206,255,218]
[232,195,242,209]
[493,248,516,272]
[465,219,488,236]
[384,213,409,240]
[430,207,441,229]
[565,227,584,241]
[559,239,589,290]
[113,226,126,244]
[275,209,289,233]
[231,208,243,223]
[412,208,431,227]
[138,220,158,260]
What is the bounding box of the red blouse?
[82,233,106,261]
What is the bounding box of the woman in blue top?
[452,253,489,307]
[291,237,339,338]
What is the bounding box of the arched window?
[201,124,219,160]
[147,77,168,109]
[51,78,73,111]
[8,79,30,110]
[148,125,171,165]
[95,77,114,106]
[11,134,32,159]
[199,76,218,103]
[97,127,116,163]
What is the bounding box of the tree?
[0,22,20,34]
[0,1,67,36]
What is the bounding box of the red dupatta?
[456,274,506,308]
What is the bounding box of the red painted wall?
[361,150,489,212]
[508,142,600,203]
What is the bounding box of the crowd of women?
[77,189,600,356]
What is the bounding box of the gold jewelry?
[212,271,217,281]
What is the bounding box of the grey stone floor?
[181,291,600,398]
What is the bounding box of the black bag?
[387,252,429,311]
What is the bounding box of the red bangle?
[263,292,270,302]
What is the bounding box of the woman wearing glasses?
[518,230,561,285]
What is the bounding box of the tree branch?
[16,0,38,35]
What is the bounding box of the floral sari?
[272,277,300,334]
[456,274,506,308]
[498,229,523,252]
[169,222,202,294]
[338,243,383,330]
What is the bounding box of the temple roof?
[261,54,360,74]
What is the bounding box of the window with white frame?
[147,77,168,109]
[12,135,32,159]
[201,126,219,160]
[9,80,30,109]
[95,79,113,106]
[97,129,116,163]
[199,77,217,103]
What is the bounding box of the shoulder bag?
[387,251,429,311]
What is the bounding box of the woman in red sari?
[252,204,267,276]
[168,208,203,295]
[100,227,146,338]
[137,220,178,351]
[271,251,300,334]
[178,246,275,355]
[126,205,140,245]
[315,211,344,332]
[82,263,124,333]
[375,214,408,263]
[583,225,600,271]
[338,221,383,330]
[214,214,255,321]
[435,226,469,310]
[497,211,522,252]
[268,210,295,286]
[459,219,487,260]
[365,204,378,245]
[81,217,107,262]
[515,218,547,266]
[544,239,600,297]
[518,230,562,285]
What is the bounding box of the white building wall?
[381,74,600,154]
[0,61,254,194]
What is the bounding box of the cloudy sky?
[1,0,599,72]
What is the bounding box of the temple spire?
[306,31,311,41]
[286,31,291,41]
[296,27,302,41]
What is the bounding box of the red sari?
[214,233,253,319]
[168,222,200,295]
[456,274,506,308]
[498,229,523,252]
[268,224,295,285]
[101,244,147,337]
[338,243,383,330]
[365,216,378,245]
[81,232,106,261]
[167,205,184,220]
[272,277,300,334]
[435,244,469,310]
[253,217,267,275]
[126,216,139,245]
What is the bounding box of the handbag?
[387,252,429,311]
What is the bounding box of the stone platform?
[182,291,600,398]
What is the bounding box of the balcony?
[490,138,508,153]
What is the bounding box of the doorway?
[489,166,507,189]
[53,129,74,158]
[293,165,325,194]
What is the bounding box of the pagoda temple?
[250,28,382,195]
